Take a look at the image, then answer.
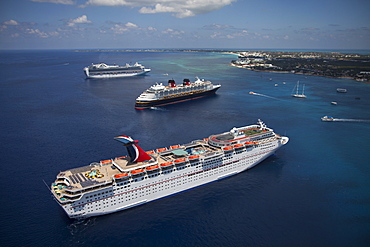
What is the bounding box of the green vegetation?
[232,51,370,82]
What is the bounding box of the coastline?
[229,50,370,82]
[72,48,370,82]
[230,63,369,83]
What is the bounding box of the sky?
[0,0,369,50]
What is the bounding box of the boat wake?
[331,118,370,123]
[249,91,283,101]
[322,116,370,123]
[150,107,168,111]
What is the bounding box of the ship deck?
[55,140,221,192]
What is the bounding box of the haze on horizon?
[1,0,369,50]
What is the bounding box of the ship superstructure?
[84,62,151,79]
[135,77,221,109]
[51,120,288,219]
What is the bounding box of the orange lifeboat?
[156,147,167,152]
[174,158,186,163]
[245,141,258,146]
[100,159,112,164]
[131,169,145,175]
[116,156,126,160]
[146,165,159,171]
[114,173,129,179]
[234,144,244,148]
[223,146,234,151]
[146,150,155,154]
[189,155,200,160]
[203,138,209,141]
[160,162,173,167]
[170,145,180,149]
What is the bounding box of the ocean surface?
[1,50,369,247]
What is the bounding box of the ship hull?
[59,139,286,219]
[84,68,151,79]
[135,87,220,109]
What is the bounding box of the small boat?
[321,116,335,121]
[337,88,347,93]
[331,101,337,105]
[291,81,306,98]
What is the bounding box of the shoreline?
[229,51,370,82]
[231,64,369,83]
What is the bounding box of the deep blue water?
[1,50,370,247]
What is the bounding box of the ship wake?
[331,118,370,123]
[249,91,283,101]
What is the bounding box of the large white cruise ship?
[51,120,289,219]
[84,62,151,79]
[135,77,221,109]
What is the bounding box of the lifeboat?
[223,146,234,151]
[245,141,258,146]
[131,169,145,175]
[114,173,129,179]
[170,145,180,149]
[188,155,200,160]
[160,162,173,167]
[146,150,155,154]
[156,147,167,152]
[116,156,126,160]
[146,165,159,171]
[203,138,209,141]
[100,159,112,165]
[234,144,244,148]
[175,158,186,163]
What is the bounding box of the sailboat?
[291,81,306,98]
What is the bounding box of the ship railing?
[203,151,222,158]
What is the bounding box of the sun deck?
[53,140,221,198]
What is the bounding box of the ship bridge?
[208,121,273,148]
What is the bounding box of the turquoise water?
[1,50,369,246]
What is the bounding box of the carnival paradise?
[50,120,289,219]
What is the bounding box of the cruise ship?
[50,120,289,219]
[84,62,151,79]
[135,77,221,109]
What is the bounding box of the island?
[230,51,370,82]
